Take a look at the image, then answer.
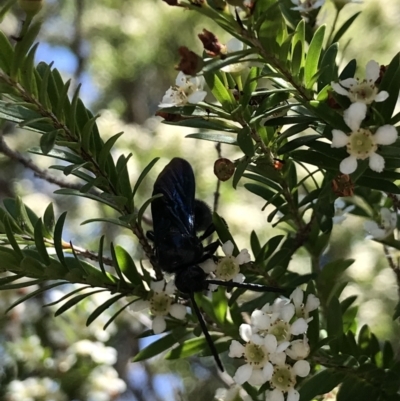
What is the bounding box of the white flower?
[129,279,186,334]
[331,102,397,174]
[68,340,117,365]
[85,365,126,401]
[291,0,325,12]
[229,331,287,386]
[159,71,207,108]
[364,207,397,240]
[200,240,249,283]
[214,385,252,401]
[285,336,310,360]
[221,38,248,74]
[333,198,355,224]
[290,287,320,321]
[331,60,388,105]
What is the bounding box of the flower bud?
[18,0,43,17]
[176,46,204,75]
[198,29,223,57]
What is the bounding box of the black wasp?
[148,157,284,371]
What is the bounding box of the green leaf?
[357,177,400,194]
[132,157,159,200]
[0,27,13,74]
[374,53,400,123]
[40,130,60,155]
[54,189,124,211]
[6,281,67,313]
[165,333,224,360]
[98,131,124,171]
[54,212,67,266]
[137,194,162,229]
[110,242,127,284]
[278,134,320,154]
[212,287,228,326]
[327,296,343,353]
[186,132,237,145]
[237,127,255,157]
[42,203,55,239]
[3,215,23,260]
[232,157,250,189]
[204,71,235,111]
[33,218,50,265]
[81,217,131,229]
[133,328,191,362]
[299,368,345,400]
[10,21,41,79]
[331,12,361,44]
[81,115,99,152]
[114,245,142,285]
[241,67,260,107]
[212,212,238,255]
[54,289,107,316]
[318,43,338,91]
[305,25,325,88]
[86,293,125,326]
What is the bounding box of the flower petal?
[368,152,385,173]
[373,125,398,145]
[151,280,165,293]
[365,60,380,82]
[152,316,166,334]
[264,334,278,353]
[239,324,253,342]
[280,304,295,322]
[263,362,274,381]
[339,77,358,88]
[236,249,251,265]
[199,258,216,274]
[331,130,349,148]
[381,207,397,230]
[233,273,245,283]
[364,220,387,239]
[305,294,320,313]
[331,82,349,96]
[188,90,207,104]
[375,90,389,102]
[290,287,304,308]
[251,310,271,330]
[164,280,176,295]
[226,38,244,53]
[222,240,234,257]
[266,389,285,401]
[293,360,311,377]
[339,155,358,174]
[287,388,300,401]
[169,303,186,320]
[229,340,245,358]
[290,318,308,335]
[270,351,286,366]
[344,102,367,131]
[233,364,253,384]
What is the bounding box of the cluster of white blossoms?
[159,71,207,108]
[331,60,397,175]
[130,278,187,334]
[364,207,397,240]
[229,288,320,401]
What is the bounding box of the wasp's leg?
[194,199,212,233]
[146,230,155,241]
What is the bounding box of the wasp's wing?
[152,158,196,236]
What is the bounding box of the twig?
[0,134,101,194]
[213,142,222,215]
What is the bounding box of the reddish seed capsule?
[214,158,235,181]
[273,158,285,171]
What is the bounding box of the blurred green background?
[0,0,400,400]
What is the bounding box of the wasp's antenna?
[189,292,224,372]
[206,279,287,294]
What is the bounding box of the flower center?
[215,256,240,280]
[268,320,291,343]
[271,365,296,391]
[347,129,377,159]
[348,81,378,104]
[243,342,268,367]
[150,292,172,316]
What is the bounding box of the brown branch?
[0,134,101,194]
